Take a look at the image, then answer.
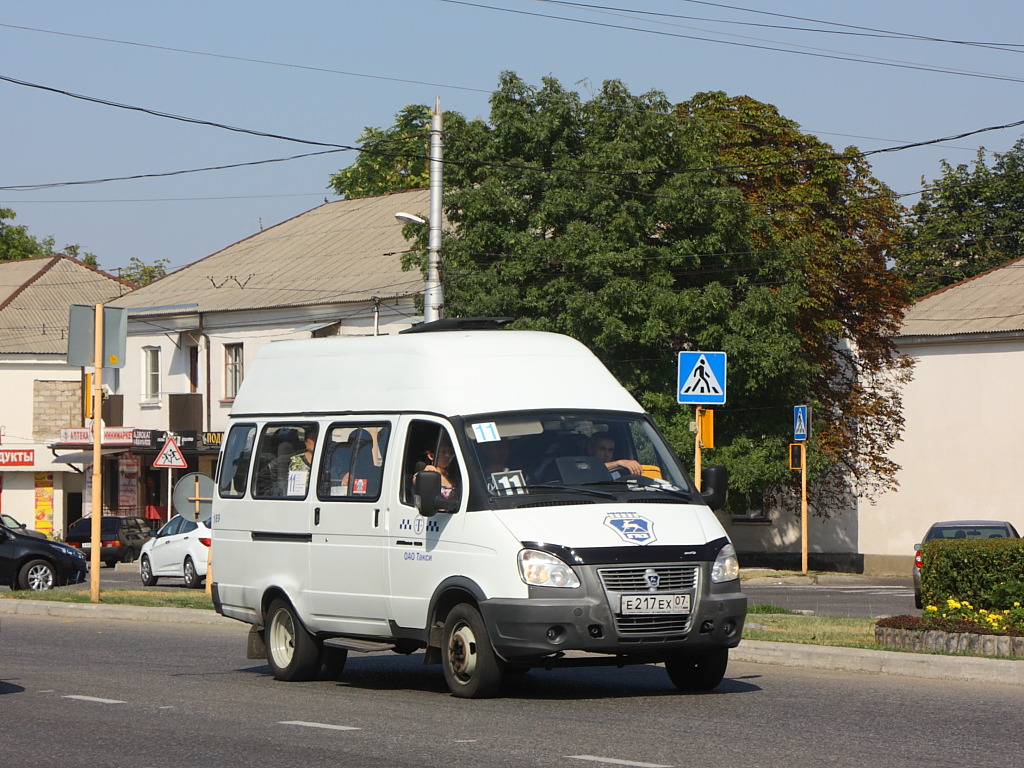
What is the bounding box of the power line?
[438,0,1024,84]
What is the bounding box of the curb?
[733,639,1024,686]
[2,600,1020,685]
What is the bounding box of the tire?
[104,559,118,569]
[665,648,729,692]
[315,646,349,681]
[140,555,158,586]
[121,549,136,564]
[19,559,57,591]
[265,598,319,682]
[183,556,202,589]
[441,603,503,698]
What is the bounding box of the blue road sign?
[677,351,727,405]
[794,405,809,442]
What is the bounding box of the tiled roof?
[111,189,431,316]
[0,256,129,355]
[901,256,1024,338]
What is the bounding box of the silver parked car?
[913,520,1020,608]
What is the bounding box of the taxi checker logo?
[604,512,657,545]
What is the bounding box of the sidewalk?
[2,597,1020,686]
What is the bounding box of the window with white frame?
[142,346,161,401]
[224,343,244,400]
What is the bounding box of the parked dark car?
[66,516,154,567]
[913,519,1021,608]
[1,513,47,539]
[1,523,87,590]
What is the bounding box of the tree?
[335,74,913,512]
[896,139,1024,298]
[328,104,433,198]
[119,256,170,287]
[1,207,98,266]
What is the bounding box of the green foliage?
[332,74,913,510]
[119,256,170,287]
[0,207,98,265]
[920,538,1024,610]
[329,104,434,198]
[896,138,1024,298]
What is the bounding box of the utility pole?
[425,97,444,323]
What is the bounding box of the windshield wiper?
[519,483,619,500]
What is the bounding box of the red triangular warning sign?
[153,436,188,469]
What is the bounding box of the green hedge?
[920,538,1024,609]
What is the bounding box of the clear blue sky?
[3,0,1022,275]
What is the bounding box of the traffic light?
[789,443,803,470]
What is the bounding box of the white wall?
[861,336,1024,571]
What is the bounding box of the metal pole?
[693,406,703,491]
[801,442,808,574]
[425,97,444,323]
[89,304,103,603]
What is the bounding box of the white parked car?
[140,515,212,589]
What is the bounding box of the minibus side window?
[251,423,318,499]
[317,424,390,501]
[218,424,256,498]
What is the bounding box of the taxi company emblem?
[604,513,657,545]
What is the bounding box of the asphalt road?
[2,612,1022,768]
[742,575,919,618]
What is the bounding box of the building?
[58,189,430,524]
[0,255,130,536]
[860,256,1024,573]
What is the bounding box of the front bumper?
[479,563,746,661]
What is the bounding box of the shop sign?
[59,426,136,446]
[203,432,224,447]
[0,449,35,466]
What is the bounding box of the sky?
[3,0,1024,277]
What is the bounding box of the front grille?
[598,565,699,592]
[616,615,693,636]
[597,564,700,639]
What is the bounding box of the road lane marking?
[569,756,672,768]
[63,695,126,704]
[279,721,360,731]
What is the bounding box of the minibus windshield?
[461,411,694,505]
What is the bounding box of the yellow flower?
[926,605,938,612]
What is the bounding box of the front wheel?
[265,599,319,682]
[665,648,728,692]
[441,603,503,699]
[140,555,158,586]
[19,559,56,591]
[183,556,202,589]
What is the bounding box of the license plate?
[81,542,92,548]
[620,593,691,615]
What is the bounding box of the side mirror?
[700,464,729,511]
[413,470,458,517]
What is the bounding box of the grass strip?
[1,589,214,610]
[743,613,879,649]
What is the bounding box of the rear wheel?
[19,559,56,591]
[665,648,728,692]
[441,603,503,698]
[183,556,202,589]
[140,555,158,586]
[122,549,136,564]
[266,599,319,682]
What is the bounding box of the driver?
[587,434,643,477]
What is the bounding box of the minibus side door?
[308,421,391,635]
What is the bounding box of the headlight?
[711,542,740,583]
[518,549,580,588]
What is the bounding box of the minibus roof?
[229,330,643,418]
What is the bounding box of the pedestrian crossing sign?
[794,405,810,442]
[677,351,727,405]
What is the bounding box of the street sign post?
[793,404,810,442]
